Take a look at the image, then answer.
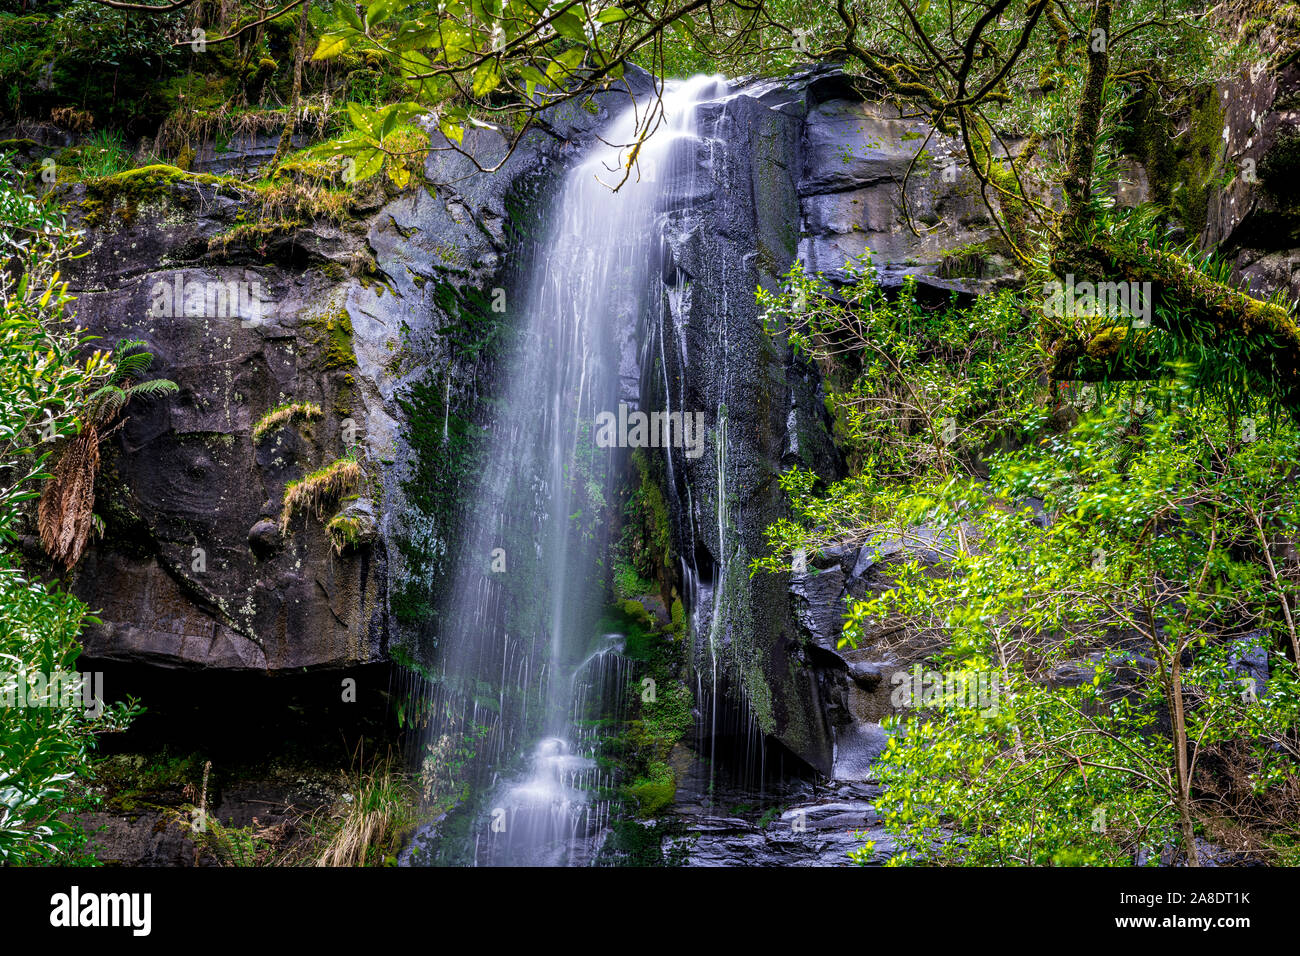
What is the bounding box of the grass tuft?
[280,457,361,532]
[325,512,370,555]
[317,764,420,867]
[252,401,322,444]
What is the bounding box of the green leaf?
[392,21,443,51]
[472,59,501,98]
[354,148,385,182]
[365,0,399,29]
[312,32,353,60]
[348,102,383,137]
[375,101,425,142]
[434,24,472,62]
[339,3,364,31]
[545,46,586,86]
[439,119,465,145]
[388,161,411,190]
[516,64,549,91]
[552,10,587,42]
[594,6,628,23]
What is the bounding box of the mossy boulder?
[76,164,240,227]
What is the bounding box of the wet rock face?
[797,77,1017,298]
[639,67,1004,777]
[667,779,894,866]
[349,86,645,653]
[52,77,640,672]
[1207,60,1300,299]
[56,175,388,670]
[788,533,957,781]
[80,772,339,865]
[636,72,837,776]
[78,810,209,866]
[192,131,308,177]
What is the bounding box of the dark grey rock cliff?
[52,65,1015,778]
[632,67,1001,776]
[1208,59,1300,298]
[46,86,634,672]
[55,174,386,670]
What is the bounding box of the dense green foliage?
[759,254,1300,866]
[589,597,692,821]
[0,154,141,863]
[862,387,1300,865]
[760,257,1043,489]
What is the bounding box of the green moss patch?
[77,164,241,227]
[303,305,357,371]
[326,511,373,555]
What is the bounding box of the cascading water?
[413,75,730,866]
[476,637,631,866]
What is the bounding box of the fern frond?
[127,378,180,399]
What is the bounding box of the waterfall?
[416,74,729,866]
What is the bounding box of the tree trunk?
[270,0,310,173]
[1168,645,1200,866]
[1060,0,1111,232]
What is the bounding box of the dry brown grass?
[316,766,417,867]
[153,97,336,165]
[252,177,354,225]
[37,426,101,569]
[280,457,361,532]
[317,802,396,867]
[252,400,323,443]
[1193,737,1300,863]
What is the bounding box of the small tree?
[38,339,177,569]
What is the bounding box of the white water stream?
[423,75,731,865]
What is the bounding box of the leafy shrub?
[0,153,141,863]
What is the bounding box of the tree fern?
[38,341,177,568]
